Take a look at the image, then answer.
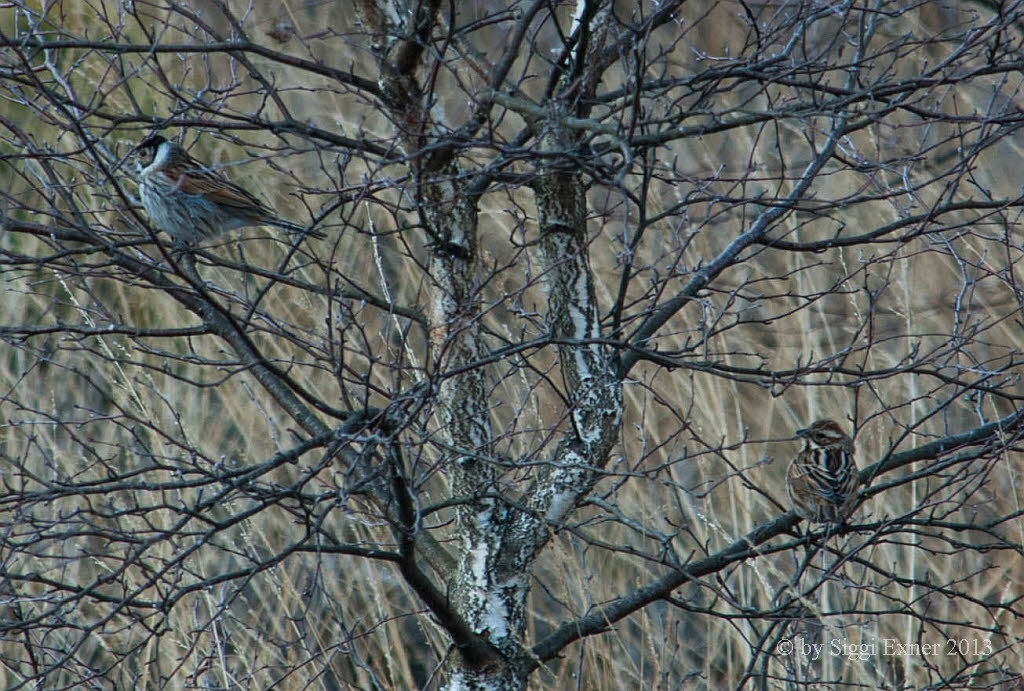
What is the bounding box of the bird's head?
[136,133,167,151]
[796,419,850,448]
[134,134,175,171]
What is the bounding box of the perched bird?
[134,134,322,245]
[786,419,859,525]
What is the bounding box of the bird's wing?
[175,168,270,216]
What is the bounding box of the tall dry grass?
[1,1,1023,688]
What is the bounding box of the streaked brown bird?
[134,134,322,245]
[786,419,859,525]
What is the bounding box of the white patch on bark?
[441,671,512,691]
[545,487,577,522]
[466,513,511,641]
[569,1,587,54]
[570,262,597,337]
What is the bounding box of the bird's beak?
[795,428,809,438]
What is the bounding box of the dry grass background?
[2,1,1024,689]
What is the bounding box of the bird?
[786,419,860,525]
[133,134,323,245]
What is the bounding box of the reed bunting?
[134,134,322,245]
[786,419,860,525]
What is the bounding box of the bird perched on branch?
[786,419,859,525]
[134,134,323,245]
